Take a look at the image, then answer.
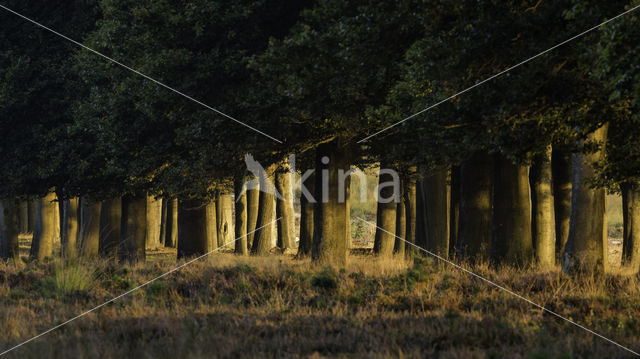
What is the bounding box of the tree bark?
[61,198,80,259]
[216,193,235,249]
[119,194,146,263]
[80,198,101,258]
[458,152,493,261]
[30,191,58,260]
[178,199,210,259]
[246,184,260,251]
[234,176,249,255]
[1,199,20,261]
[552,148,573,261]
[563,124,608,274]
[99,198,121,259]
[159,198,168,246]
[403,168,417,260]
[449,166,461,258]
[373,162,398,258]
[252,164,277,255]
[298,170,314,257]
[530,146,556,269]
[18,200,29,234]
[164,198,178,248]
[622,182,640,270]
[206,199,218,252]
[492,156,533,266]
[27,200,36,233]
[420,169,450,258]
[146,196,163,249]
[394,177,406,257]
[276,161,296,253]
[312,141,350,268]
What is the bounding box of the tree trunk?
[206,199,218,252]
[276,161,296,253]
[312,141,350,268]
[177,199,210,259]
[298,170,314,257]
[146,196,163,249]
[420,169,449,258]
[252,164,277,255]
[61,198,80,259]
[27,200,36,233]
[449,166,461,258]
[345,174,352,250]
[80,198,101,258]
[99,198,121,259]
[234,176,249,255]
[552,148,573,261]
[563,124,608,274]
[246,184,260,250]
[216,193,234,249]
[159,198,167,246]
[403,168,417,260]
[373,162,398,258]
[30,191,57,260]
[492,156,533,266]
[458,152,493,261]
[622,182,640,270]
[119,194,146,263]
[394,177,406,257]
[1,199,20,261]
[530,146,556,269]
[165,198,178,248]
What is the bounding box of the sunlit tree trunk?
[493,156,533,266]
[312,141,350,268]
[458,152,493,262]
[1,199,20,261]
[216,193,234,249]
[552,148,573,261]
[298,171,314,257]
[99,198,121,259]
[146,196,163,249]
[61,198,80,259]
[206,199,218,252]
[563,124,608,274]
[164,198,178,248]
[276,162,296,253]
[252,164,277,255]
[246,183,260,251]
[394,177,406,257]
[31,191,57,260]
[373,162,397,258]
[80,198,101,258]
[119,194,146,263]
[531,146,556,269]
[403,168,417,260]
[622,182,640,270]
[234,176,249,255]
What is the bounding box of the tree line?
[0,0,639,274]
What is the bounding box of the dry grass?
[0,252,639,359]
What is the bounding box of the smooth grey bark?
[552,148,573,261]
[530,146,556,269]
[61,198,80,259]
[80,198,101,258]
[312,141,349,268]
[99,198,121,259]
[276,161,296,253]
[458,152,493,261]
[165,198,178,248]
[622,182,640,270]
[563,124,608,274]
[1,199,20,261]
[252,164,277,255]
[31,191,57,260]
[119,194,146,263]
[234,177,249,255]
[373,162,397,258]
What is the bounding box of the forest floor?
[1,248,639,359]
